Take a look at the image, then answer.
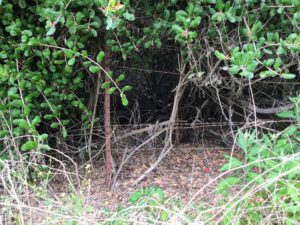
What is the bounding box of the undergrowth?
[1,96,299,224]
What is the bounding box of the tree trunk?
[104,45,112,187]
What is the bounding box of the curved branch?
[245,101,294,114]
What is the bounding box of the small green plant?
[103,187,169,224]
[43,192,95,225]
[218,95,300,224]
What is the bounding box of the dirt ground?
[85,144,243,215]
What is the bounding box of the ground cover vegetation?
[0,0,299,224]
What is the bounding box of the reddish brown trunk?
[104,46,112,187]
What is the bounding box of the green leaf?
[276,46,286,55]
[284,125,298,136]
[32,116,41,126]
[161,210,168,222]
[216,0,224,11]
[89,66,101,73]
[214,50,226,60]
[121,95,129,106]
[276,110,295,118]
[189,17,201,28]
[171,24,184,33]
[50,122,59,129]
[86,206,94,213]
[101,81,111,89]
[246,172,264,184]
[237,131,248,151]
[274,58,282,70]
[263,59,275,67]
[116,74,125,83]
[188,31,197,39]
[175,10,188,24]
[68,58,75,66]
[39,134,48,141]
[259,70,276,78]
[240,70,253,79]
[106,16,120,30]
[123,11,135,21]
[263,49,273,55]
[108,87,117,95]
[75,12,85,23]
[219,157,243,171]
[96,51,105,63]
[282,73,296,80]
[21,141,38,151]
[13,119,30,130]
[91,29,97,37]
[46,26,56,36]
[18,0,26,8]
[122,85,133,92]
[64,49,74,58]
[62,128,68,138]
[43,48,51,59]
[247,61,258,72]
[129,190,143,203]
[217,177,240,193]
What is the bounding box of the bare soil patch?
[86,144,243,215]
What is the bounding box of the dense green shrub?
[1,0,299,153]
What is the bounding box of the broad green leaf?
[284,125,298,136]
[89,66,101,73]
[216,0,224,11]
[161,210,167,222]
[276,110,295,118]
[19,0,26,8]
[64,49,74,58]
[32,116,41,126]
[62,128,68,138]
[190,17,201,28]
[171,24,184,33]
[240,70,253,79]
[106,16,120,30]
[122,85,133,92]
[259,70,276,78]
[121,95,129,106]
[263,59,275,67]
[68,58,75,66]
[46,26,56,36]
[282,73,296,79]
[96,51,105,63]
[50,122,59,129]
[188,31,197,39]
[101,81,111,89]
[116,74,125,83]
[214,50,226,60]
[246,172,264,184]
[123,11,135,21]
[219,157,243,172]
[39,134,48,141]
[237,131,248,150]
[274,58,282,70]
[13,119,30,130]
[276,46,286,55]
[217,177,240,193]
[21,140,38,151]
[108,87,117,95]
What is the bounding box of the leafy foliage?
[1,0,299,152]
[218,96,300,224]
